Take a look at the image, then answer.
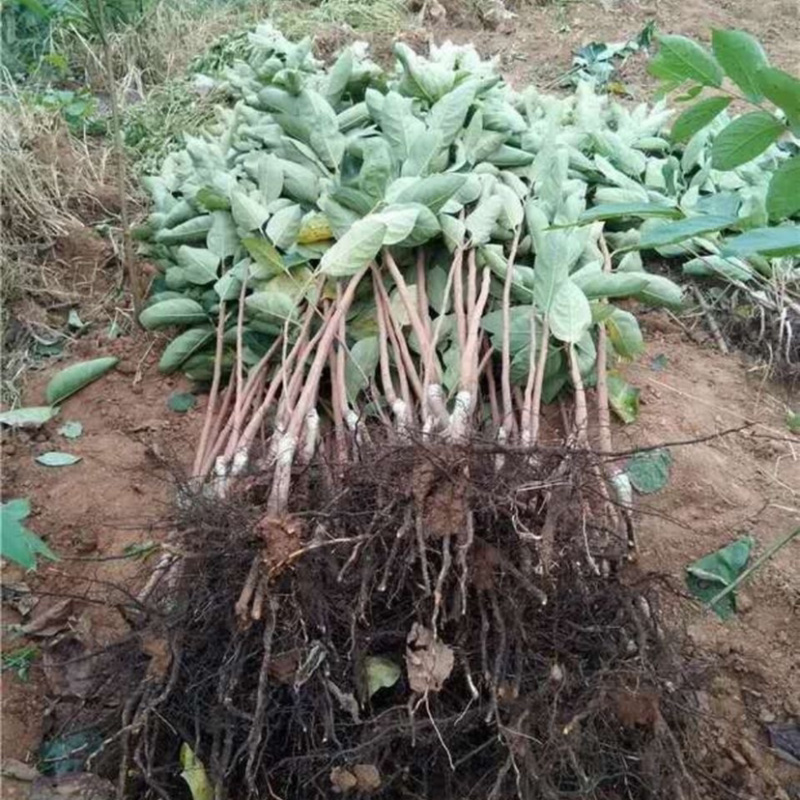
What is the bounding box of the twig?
[691,285,729,354]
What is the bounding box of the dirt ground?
[2,0,799,796]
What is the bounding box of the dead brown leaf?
[268,650,300,684]
[257,514,305,571]
[21,599,74,637]
[352,764,381,792]
[330,764,381,794]
[330,767,358,793]
[614,690,661,729]
[141,632,171,681]
[405,622,454,694]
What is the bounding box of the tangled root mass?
[69,441,703,800]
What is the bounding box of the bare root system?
[66,438,708,800]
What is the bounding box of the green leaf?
[766,156,800,220]
[58,421,83,439]
[428,79,479,147]
[686,537,753,619]
[393,174,468,214]
[195,186,230,211]
[607,372,640,423]
[176,246,220,285]
[711,29,769,102]
[243,237,285,280]
[167,392,197,413]
[605,308,645,359]
[786,411,800,434]
[671,96,732,143]
[636,215,737,249]
[649,34,723,87]
[180,743,213,800]
[230,189,270,231]
[207,211,239,259]
[320,216,387,277]
[635,274,684,309]
[380,91,426,160]
[722,225,800,257]
[214,269,243,301]
[372,205,421,245]
[159,327,214,374]
[245,289,298,328]
[0,406,58,429]
[36,452,82,467]
[626,447,672,493]
[711,112,785,170]
[45,357,119,404]
[578,203,681,223]
[365,655,401,699]
[140,299,208,330]
[266,203,303,250]
[549,280,592,343]
[757,67,800,132]
[155,215,214,245]
[440,214,466,252]
[1,498,58,570]
[466,195,503,246]
[573,271,649,300]
[682,255,753,282]
[344,337,380,404]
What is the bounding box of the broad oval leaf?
[766,155,800,220]
[549,280,592,343]
[393,174,468,214]
[320,216,387,277]
[466,195,503,246]
[266,203,303,250]
[154,215,213,245]
[0,406,58,429]
[36,452,82,467]
[176,246,220,285]
[574,272,649,300]
[245,289,299,328]
[757,66,800,132]
[207,211,239,259]
[635,274,684,309]
[649,34,723,87]
[711,29,769,102]
[605,308,645,359]
[230,189,270,231]
[45,357,119,404]
[1,498,58,570]
[159,327,215,374]
[243,236,285,280]
[671,96,731,143]
[722,225,800,257]
[636,214,737,249]
[140,299,208,330]
[372,205,420,245]
[711,112,785,170]
[578,202,681,224]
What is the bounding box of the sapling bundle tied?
[138,25,692,619]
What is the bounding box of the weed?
[1,645,39,682]
[271,0,410,37]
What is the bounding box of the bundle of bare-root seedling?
[67,24,740,799]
